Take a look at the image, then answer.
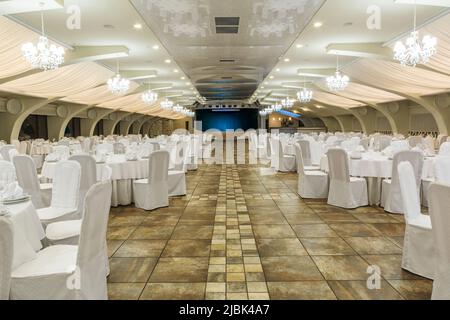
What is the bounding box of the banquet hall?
[1,0,450,301]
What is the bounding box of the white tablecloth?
[4,201,45,269]
[320,152,435,205]
[41,155,150,206]
[320,152,435,179]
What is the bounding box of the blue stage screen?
[195,109,258,131]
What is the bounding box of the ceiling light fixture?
[22,4,65,70]
[297,76,313,103]
[142,88,158,104]
[107,60,130,94]
[152,45,160,50]
[161,97,174,110]
[165,59,171,63]
[284,58,290,62]
[393,0,437,67]
[296,44,304,48]
[313,21,323,28]
[326,56,349,91]
[134,23,143,29]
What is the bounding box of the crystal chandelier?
[21,8,65,70]
[327,56,349,91]
[107,74,130,94]
[161,98,174,110]
[393,1,437,67]
[273,103,282,112]
[281,96,294,109]
[297,77,313,103]
[107,60,130,94]
[141,90,158,104]
[259,110,268,116]
[173,104,184,113]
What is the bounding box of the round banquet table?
[319,152,435,205]
[3,200,45,269]
[41,155,150,207]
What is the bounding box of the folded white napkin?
[350,150,362,159]
[0,182,24,201]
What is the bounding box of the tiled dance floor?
[106,156,432,300]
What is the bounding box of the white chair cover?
[439,142,450,156]
[273,139,296,172]
[434,156,450,184]
[398,162,434,279]
[326,148,368,209]
[0,217,13,300]
[0,160,16,184]
[133,150,169,210]
[37,161,81,226]
[295,143,328,199]
[429,182,450,299]
[99,165,112,182]
[381,151,423,214]
[18,141,28,155]
[13,155,50,209]
[113,142,125,154]
[10,181,112,300]
[0,145,16,161]
[69,155,97,216]
[96,143,113,156]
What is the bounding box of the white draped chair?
[13,155,52,209]
[326,148,368,209]
[37,161,81,227]
[295,143,328,199]
[133,150,169,210]
[381,151,423,214]
[0,145,16,162]
[69,155,97,216]
[0,217,13,300]
[272,139,296,172]
[434,156,450,184]
[429,182,450,299]
[0,160,16,184]
[296,140,320,171]
[10,181,112,300]
[439,142,450,156]
[398,162,434,279]
[81,138,91,154]
[18,141,28,155]
[100,165,112,182]
[113,142,125,154]
[168,143,187,197]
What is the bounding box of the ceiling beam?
[121,70,158,81]
[65,46,129,64]
[326,43,391,59]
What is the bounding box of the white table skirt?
[5,201,45,269]
[41,155,150,206]
[320,153,435,206]
[320,154,435,179]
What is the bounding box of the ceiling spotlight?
[313,21,323,28]
[264,81,269,85]
[173,69,179,73]
[181,76,185,80]
[133,23,143,29]
[269,75,274,79]
[164,59,171,63]
[284,58,290,62]
[152,45,160,50]
[296,44,304,48]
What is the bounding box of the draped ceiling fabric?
[313,91,365,108]
[316,81,405,104]
[343,59,450,96]
[0,17,38,79]
[0,62,113,98]
[61,83,140,105]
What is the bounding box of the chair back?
[434,156,450,184]
[429,182,450,299]
[297,140,312,166]
[100,165,112,182]
[113,142,125,154]
[148,151,169,185]
[69,154,97,193]
[439,142,450,156]
[13,155,44,208]
[53,145,70,160]
[0,217,13,300]
[390,151,423,195]
[0,160,16,185]
[294,143,306,175]
[76,181,112,299]
[0,145,16,161]
[398,162,422,224]
[327,148,350,183]
[19,141,28,155]
[51,160,81,209]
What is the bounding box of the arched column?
[0,97,60,142]
[47,104,93,140]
